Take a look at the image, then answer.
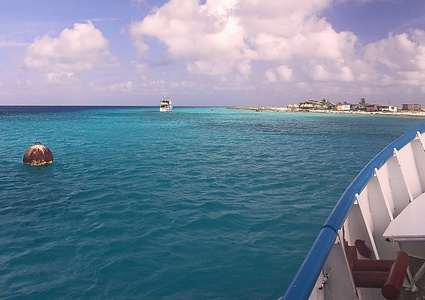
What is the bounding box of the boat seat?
[345,240,409,300]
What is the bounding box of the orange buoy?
[23,142,54,166]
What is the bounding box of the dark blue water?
[0,107,424,299]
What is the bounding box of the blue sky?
[1,0,425,106]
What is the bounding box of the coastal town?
[230,99,425,116]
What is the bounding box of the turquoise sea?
[1,106,424,299]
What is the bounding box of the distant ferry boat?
[160,94,173,112]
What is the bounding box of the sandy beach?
[228,106,425,117]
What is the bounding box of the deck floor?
[400,257,425,300]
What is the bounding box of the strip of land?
[228,106,425,117]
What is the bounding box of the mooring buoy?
[23,142,54,166]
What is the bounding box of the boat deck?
[282,124,425,300]
[401,257,425,300]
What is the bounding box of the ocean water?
[0,106,424,300]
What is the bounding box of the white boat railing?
[281,122,425,300]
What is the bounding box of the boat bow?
[282,122,425,300]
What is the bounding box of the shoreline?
[228,106,425,117]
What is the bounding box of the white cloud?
[264,69,277,82]
[363,29,425,87]
[130,0,254,75]
[24,21,119,73]
[170,80,195,88]
[365,30,425,72]
[237,60,252,76]
[129,0,361,84]
[364,33,418,70]
[109,81,133,92]
[46,72,75,83]
[264,65,293,82]
[310,64,330,81]
[277,65,294,82]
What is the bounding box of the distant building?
[402,104,421,111]
[366,104,398,112]
[366,105,375,112]
[326,102,337,110]
[350,104,360,111]
[388,105,398,112]
[337,104,351,111]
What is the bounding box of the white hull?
[283,123,425,300]
[159,105,173,112]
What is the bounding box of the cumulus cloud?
[365,30,425,71]
[109,81,133,92]
[130,0,252,75]
[265,65,294,82]
[130,0,362,82]
[46,72,75,83]
[277,65,294,82]
[24,21,119,74]
[363,29,425,87]
[264,69,277,82]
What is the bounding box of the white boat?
[160,94,173,112]
[283,122,425,300]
